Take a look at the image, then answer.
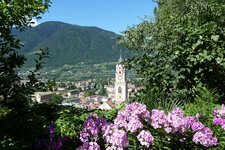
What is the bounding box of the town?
[31,56,143,110]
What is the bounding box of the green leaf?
[192,40,203,50]
[211,35,220,42]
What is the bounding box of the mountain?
[14,21,130,67]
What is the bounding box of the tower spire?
[115,49,127,105]
[118,50,123,63]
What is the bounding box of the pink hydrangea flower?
[137,130,154,148]
[191,122,205,132]
[213,104,225,130]
[193,127,217,147]
[89,142,100,150]
[151,109,167,129]
[102,124,129,149]
[114,102,150,132]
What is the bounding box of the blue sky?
[38,0,157,34]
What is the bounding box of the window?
[118,87,122,93]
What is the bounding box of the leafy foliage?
[182,84,225,149]
[129,85,183,112]
[0,0,53,149]
[0,103,61,149]
[183,84,220,126]
[118,0,225,102]
[83,89,96,97]
[55,106,120,138]
[55,107,88,137]
[46,95,64,105]
[0,0,51,109]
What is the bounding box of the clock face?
[116,64,125,80]
[117,67,124,74]
[118,70,123,75]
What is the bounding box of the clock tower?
[115,54,127,105]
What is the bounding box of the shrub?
[55,107,89,137]
[76,102,220,149]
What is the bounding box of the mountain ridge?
[14,21,130,67]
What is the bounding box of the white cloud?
[30,18,39,27]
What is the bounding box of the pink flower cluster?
[114,102,150,133]
[137,130,154,148]
[151,107,217,147]
[35,123,70,150]
[77,102,219,149]
[77,141,100,150]
[103,102,153,149]
[77,113,108,150]
[102,124,129,149]
[213,104,225,130]
[78,102,153,149]
[193,127,218,147]
[151,108,196,133]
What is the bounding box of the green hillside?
[14,21,130,67]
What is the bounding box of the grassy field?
[19,62,136,82]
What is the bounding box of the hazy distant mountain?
[14,21,130,67]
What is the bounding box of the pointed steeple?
[118,50,123,63]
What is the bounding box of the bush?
[55,106,120,138]
[55,107,89,137]
[75,102,221,149]
[47,95,64,105]
[0,103,61,149]
[182,84,225,149]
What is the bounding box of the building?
[114,55,127,105]
[99,101,113,110]
[32,92,54,103]
[106,85,115,98]
[61,98,82,108]
[67,90,79,97]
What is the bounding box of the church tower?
[114,54,127,105]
